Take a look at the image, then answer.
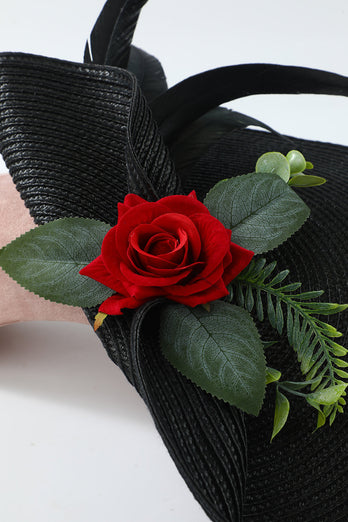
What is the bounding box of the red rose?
[80,191,254,315]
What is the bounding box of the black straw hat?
[0,1,347,520]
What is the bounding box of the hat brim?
[0,53,346,521]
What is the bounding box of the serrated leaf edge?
[0,217,112,308]
[160,303,266,416]
[204,172,310,255]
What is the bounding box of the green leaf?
[230,257,348,426]
[316,409,327,429]
[329,408,337,425]
[335,369,348,379]
[160,301,266,415]
[328,341,348,356]
[323,404,334,416]
[275,300,284,334]
[255,288,264,321]
[248,257,267,278]
[267,293,276,328]
[301,302,348,315]
[266,367,281,384]
[278,282,302,292]
[271,389,290,441]
[269,270,289,286]
[294,290,324,300]
[286,150,307,175]
[236,283,245,307]
[316,321,342,338]
[307,383,347,405]
[255,152,290,182]
[288,174,327,187]
[245,284,254,312]
[334,358,348,368]
[204,172,310,254]
[0,218,113,307]
[262,340,278,349]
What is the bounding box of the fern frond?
[229,258,348,427]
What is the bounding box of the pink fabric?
[0,174,88,326]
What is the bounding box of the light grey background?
[0,1,347,521]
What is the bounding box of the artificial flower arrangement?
[0,1,347,520]
[1,149,346,438]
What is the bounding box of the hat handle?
[151,64,348,144]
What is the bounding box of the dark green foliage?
[230,258,348,429]
[160,301,266,415]
[0,218,113,307]
[204,172,310,254]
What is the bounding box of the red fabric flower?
[80,192,254,315]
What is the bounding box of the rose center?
[145,233,178,256]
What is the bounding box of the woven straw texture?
[182,129,348,521]
[0,54,346,522]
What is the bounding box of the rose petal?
[222,242,254,284]
[145,234,177,256]
[123,193,148,208]
[79,255,121,292]
[222,244,232,267]
[117,202,128,220]
[127,244,204,277]
[131,224,181,255]
[130,226,189,269]
[121,282,165,300]
[120,260,193,286]
[130,223,170,249]
[146,228,189,265]
[158,191,210,217]
[101,226,124,278]
[114,202,170,261]
[162,262,224,297]
[131,247,179,271]
[189,213,231,279]
[117,194,148,220]
[152,213,201,260]
[169,276,229,307]
[99,294,145,315]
